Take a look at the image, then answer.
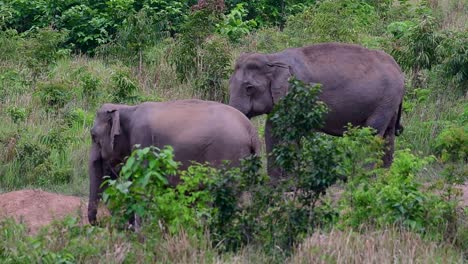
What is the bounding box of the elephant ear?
[107,109,120,150]
[267,62,294,104]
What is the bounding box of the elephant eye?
[246,64,260,71]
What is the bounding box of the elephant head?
[88,103,130,224]
[90,104,130,163]
[228,53,293,118]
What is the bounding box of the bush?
[80,72,100,104]
[101,9,167,68]
[433,125,467,163]
[6,106,27,124]
[169,8,222,82]
[103,146,213,236]
[35,81,72,111]
[111,69,140,104]
[339,149,456,235]
[21,28,69,76]
[168,7,231,102]
[390,11,443,87]
[216,3,257,42]
[193,35,231,102]
[64,108,94,129]
[436,31,468,91]
[335,126,384,180]
[285,0,378,45]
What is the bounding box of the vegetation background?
[0,0,466,262]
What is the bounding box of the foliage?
[225,0,315,28]
[5,129,73,188]
[79,72,100,104]
[402,87,431,113]
[169,7,231,102]
[6,106,27,124]
[285,0,378,45]
[433,125,467,163]
[339,149,456,235]
[64,108,95,129]
[111,69,140,104]
[193,35,231,102]
[35,81,72,111]
[436,30,468,91]
[103,146,213,236]
[217,3,257,42]
[0,0,466,260]
[21,28,69,76]
[140,0,189,34]
[169,9,222,82]
[390,11,443,87]
[335,126,384,180]
[102,8,167,65]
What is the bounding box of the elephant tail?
[250,129,261,155]
[395,101,404,136]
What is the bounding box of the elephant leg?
[382,114,397,168]
[88,143,104,225]
[365,110,397,168]
[265,119,284,185]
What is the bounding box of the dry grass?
[290,228,465,264]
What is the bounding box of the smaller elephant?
[88,99,260,224]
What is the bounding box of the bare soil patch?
[0,189,96,234]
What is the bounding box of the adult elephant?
[228,42,405,180]
[88,99,260,224]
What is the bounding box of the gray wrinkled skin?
[88,99,260,224]
[228,43,405,182]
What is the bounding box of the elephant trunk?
[229,97,251,118]
[88,143,103,225]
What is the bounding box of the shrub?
[169,8,222,82]
[285,0,378,45]
[39,126,73,155]
[433,125,467,163]
[6,106,27,124]
[216,3,257,42]
[335,126,384,181]
[101,9,167,69]
[168,6,231,102]
[390,11,443,87]
[0,67,30,103]
[339,149,456,235]
[111,69,140,104]
[64,108,94,129]
[141,0,189,34]
[193,35,231,102]
[436,31,468,91]
[402,88,432,113]
[35,81,72,111]
[21,28,69,76]
[80,72,100,104]
[103,146,213,236]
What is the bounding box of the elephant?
[88,99,260,224]
[228,42,405,181]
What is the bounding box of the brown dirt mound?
[0,190,92,234]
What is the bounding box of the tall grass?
[291,228,465,263]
